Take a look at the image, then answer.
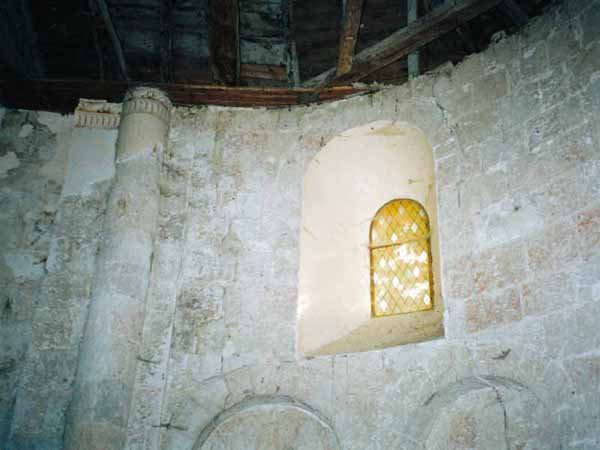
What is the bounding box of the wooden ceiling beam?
[94,0,129,80]
[306,0,506,87]
[282,0,300,86]
[208,0,240,86]
[0,79,372,111]
[498,0,529,27]
[337,0,366,76]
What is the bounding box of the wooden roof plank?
[208,0,240,85]
[306,0,505,87]
[337,0,366,76]
[0,79,372,111]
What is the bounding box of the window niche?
[297,121,444,356]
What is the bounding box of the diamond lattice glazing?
[370,199,433,317]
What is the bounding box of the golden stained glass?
[370,199,433,317]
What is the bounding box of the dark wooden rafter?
[94,0,128,80]
[0,79,371,111]
[337,0,365,76]
[407,0,419,79]
[160,0,175,82]
[208,0,240,86]
[306,0,506,87]
[282,0,300,86]
[498,0,529,27]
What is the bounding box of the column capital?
[75,99,122,129]
[122,87,172,124]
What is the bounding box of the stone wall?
[0,109,69,445]
[1,0,599,449]
[125,2,600,449]
[0,109,115,449]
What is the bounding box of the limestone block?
[465,287,522,333]
[472,69,510,106]
[454,106,501,150]
[579,2,600,49]
[526,217,579,275]
[567,41,600,92]
[573,254,600,288]
[435,155,460,188]
[543,301,600,358]
[460,167,507,216]
[432,75,473,118]
[498,82,542,131]
[2,251,46,282]
[443,252,475,299]
[527,166,593,224]
[520,41,549,82]
[582,78,600,118]
[538,66,571,109]
[0,151,20,178]
[450,53,488,90]
[472,195,544,252]
[522,272,576,317]
[125,386,163,450]
[473,240,528,294]
[162,376,228,444]
[527,107,563,151]
[66,422,126,450]
[576,206,600,260]
[439,215,475,262]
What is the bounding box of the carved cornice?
[122,87,172,124]
[74,99,122,129]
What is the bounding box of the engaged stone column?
[65,88,172,450]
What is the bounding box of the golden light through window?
[370,199,434,317]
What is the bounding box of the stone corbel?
[74,98,122,129]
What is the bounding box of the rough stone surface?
[0,109,112,450]
[1,1,599,449]
[130,3,597,449]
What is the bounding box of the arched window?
[370,199,433,317]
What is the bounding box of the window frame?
[369,198,435,318]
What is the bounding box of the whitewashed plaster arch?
[297,120,444,355]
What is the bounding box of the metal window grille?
[370,199,434,317]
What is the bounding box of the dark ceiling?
[0,0,552,110]
[2,0,551,85]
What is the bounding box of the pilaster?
[65,88,172,450]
